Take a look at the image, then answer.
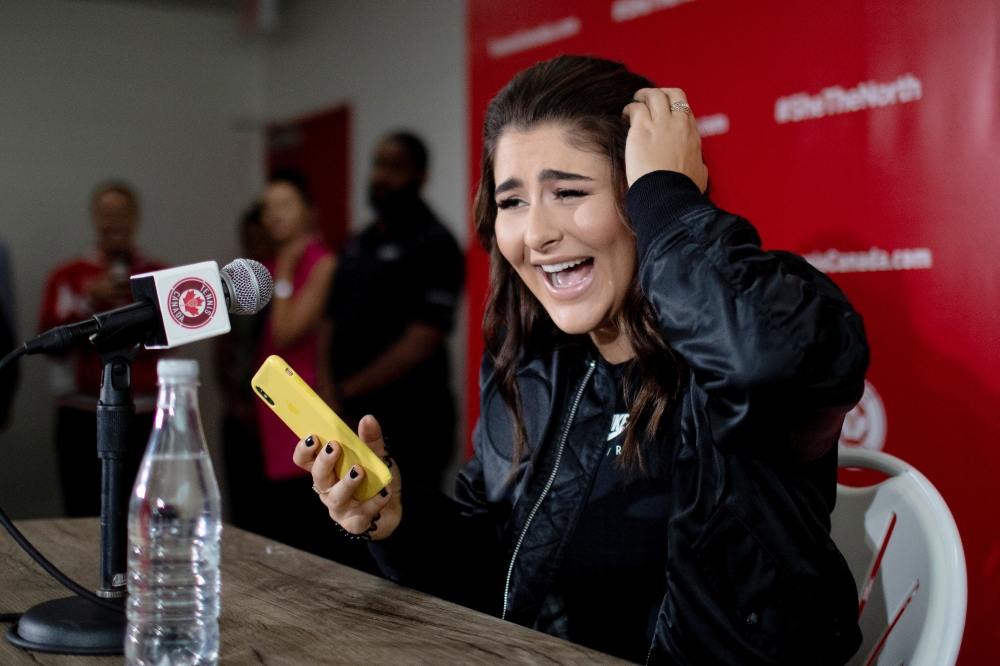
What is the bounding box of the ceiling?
[72,0,242,13]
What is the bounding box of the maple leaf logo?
[167,278,216,329]
[181,289,205,316]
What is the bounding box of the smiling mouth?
[540,258,594,289]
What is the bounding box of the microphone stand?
[7,305,154,655]
[95,344,138,600]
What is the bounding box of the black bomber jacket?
[370,170,868,665]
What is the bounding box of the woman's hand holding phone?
[292,414,402,540]
[622,87,709,192]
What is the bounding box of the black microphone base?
[6,595,124,655]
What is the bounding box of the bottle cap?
[157,359,200,380]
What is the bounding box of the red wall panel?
[267,105,352,252]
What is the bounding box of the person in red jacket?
[37,181,165,517]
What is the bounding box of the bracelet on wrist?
[335,512,381,541]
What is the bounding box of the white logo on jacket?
[608,413,629,442]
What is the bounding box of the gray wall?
[0,0,263,517]
[264,0,467,244]
[0,0,469,517]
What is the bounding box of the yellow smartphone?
[251,355,392,501]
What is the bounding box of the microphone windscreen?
[221,259,274,315]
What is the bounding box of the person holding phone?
[291,55,868,664]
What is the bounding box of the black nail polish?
[380,488,388,498]
[384,458,393,469]
[373,512,381,521]
[349,467,358,479]
[305,436,315,448]
[325,444,333,455]
[368,522,378,532]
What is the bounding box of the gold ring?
[670,101,692,117]
[312,484,332,495]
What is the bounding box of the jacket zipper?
[502,359,597,621]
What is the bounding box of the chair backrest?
[831,447,966,666]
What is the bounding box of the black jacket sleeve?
[626,171,869,459]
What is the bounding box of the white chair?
[831,447,966,666]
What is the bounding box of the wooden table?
[0,519,628,665]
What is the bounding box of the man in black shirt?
[318,132,463,492]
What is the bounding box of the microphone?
[217,258,273,315]
[24,259,273,355]
[2,257,274,647]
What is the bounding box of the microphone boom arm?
[89,299,158,351]
[23,299,158,357]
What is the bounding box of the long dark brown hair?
[474,55,683,476]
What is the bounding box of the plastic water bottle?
[126,359,222,665]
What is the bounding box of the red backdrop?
[466,1,1000,661]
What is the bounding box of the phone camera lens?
[255,386,274,406]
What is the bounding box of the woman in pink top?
[252,170,360,563]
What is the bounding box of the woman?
[256,169,335,481]
[293,56,868,664]
[252,170,356,561]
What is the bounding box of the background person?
[0,238,18,428]
[251,170,371,565]
[215,202,272,533]
[294,56,869,664]
[37,181,165,516]
[317,132,463,493]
